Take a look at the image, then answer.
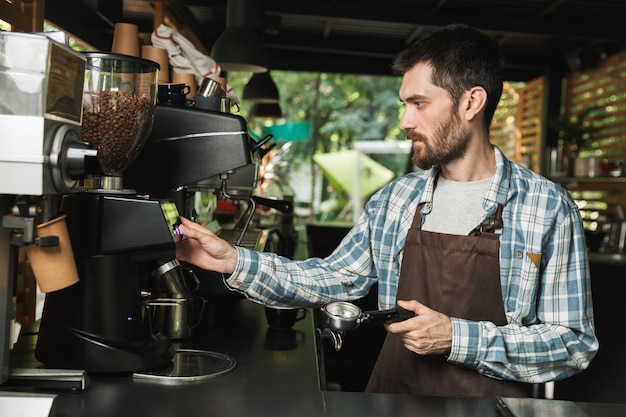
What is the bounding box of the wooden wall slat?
[560,51,626,212]
[565,51,626,166]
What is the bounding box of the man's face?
[398,63,470,170]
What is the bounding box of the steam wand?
[218,173,294,247]
[219,174,256,247]
[319,328,344,352]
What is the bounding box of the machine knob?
[65,142,100,179]
[48,124,98,193]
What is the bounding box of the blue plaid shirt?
[226,146,598,383]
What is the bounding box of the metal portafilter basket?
[319,301,414,351]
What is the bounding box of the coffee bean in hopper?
[81,90,152,174]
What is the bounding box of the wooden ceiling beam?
[0,0,44,32]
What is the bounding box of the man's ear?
[461,86,487,122]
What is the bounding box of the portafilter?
[319,301,414,351]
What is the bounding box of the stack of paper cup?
[172,71,198,99]
[142,45,170,83]
[111,23,140,57]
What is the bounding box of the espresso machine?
[34,51,269,373]
[1,32,272,376]
[124,77,297,238]
[0,32,89,384]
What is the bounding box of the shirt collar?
[488,145,511,207]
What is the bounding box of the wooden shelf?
[552,176,626,212]
[552,176,626,184]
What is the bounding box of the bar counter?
[4,299,626,417]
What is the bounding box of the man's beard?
[409,111,470,170]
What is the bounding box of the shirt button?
[234,281,243,287]
[425,203,431,209]
[516,251,523,259]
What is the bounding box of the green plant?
[549,106,599,154]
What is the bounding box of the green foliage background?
[222,71,409,219]
[228,71,407,175]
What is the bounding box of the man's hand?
[175,217,238,274]
[385,299,453,356]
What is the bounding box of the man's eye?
[415,101,425,108]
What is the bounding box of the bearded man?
[175,24,598,398]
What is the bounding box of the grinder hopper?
[80,52,159,191]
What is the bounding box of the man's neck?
[440,140,495,182]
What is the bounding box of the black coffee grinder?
[35,53,179,373]
[36,53,258,374]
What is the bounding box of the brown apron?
[366,204,530,397]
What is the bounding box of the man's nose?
[399,108,416,131]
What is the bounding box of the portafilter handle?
[361,306,414,326]
[251,196,293,214]
[250,134,273,153]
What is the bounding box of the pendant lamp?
[211,0,268,73]
[243,71,280,103]
[250,102,283,119]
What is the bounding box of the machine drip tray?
[132,349,236,383]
